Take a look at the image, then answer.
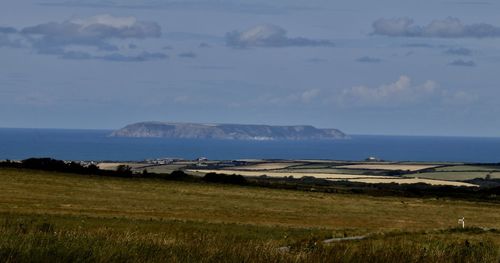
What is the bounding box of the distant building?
[145,158,183,165]
[197,157,208,162]
[365,156,381,162]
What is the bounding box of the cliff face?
[110,122,347,140]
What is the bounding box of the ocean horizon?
[1,127,499,163]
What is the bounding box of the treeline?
[1,158,498,201]
[0,158,247,185]
[1,158,103,174]
[0,158,131,177]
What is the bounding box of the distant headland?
[110,121,347,140]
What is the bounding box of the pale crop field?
[344,178,478,187]
[188,169,395,180]
[287,164,332,169]
[229,162,304,170]
[97,162,124,170]
[145,164,190,174]
[279,168,370,175]
[435,165,500,172]
[404,172,500,181]
[336,164,440,171]
[189,169,479,187]
[98,162,149,171]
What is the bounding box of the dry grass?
[0,168,498,230]
[1,214,498,263]
[0,168,499,262]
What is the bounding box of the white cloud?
[0,27,23,48]
[356,56,382,63]
[339,75,473,108]
[300,89,321,103]
[442,90,478,106]
[372,18,416,37]
[373,17,500,38]
[71,14,138,29]
[444,47,473,56]
[262,88,322,105]
[449,59,476,67]
[226,24,334,48]
[22,14,161,42]
[14,14,165,61]
[0,33,22,48]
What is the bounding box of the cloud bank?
[0,27,22,48]
[0,33,21,48]
[264,88,322,105]
[445,47,473,56]
[356,56,382,63]
[226,24,334,48]
[4,14,166,62]
[449,59,476,67]
[339,75,473,107]
[178,52,197,58]
[372,17,500,38]
[0,27,17,34]
[22,14,160,51]
[22,14,161,40]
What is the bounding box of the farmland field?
[0,168,499,262]
[404,172,500,181]
[142,164,191,174]
[335,164,440,171]
[278,168,371,175]
[98,159,500,187]
[347,177,478,187]
[188,169,479,187]
[228,162,304,170]
[435,165,500,172]
[179,160,500,187]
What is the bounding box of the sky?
[1,0,500,137]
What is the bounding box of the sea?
[0,128,499,163]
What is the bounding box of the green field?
[405,172,500,181]
[103,160,500,186]
[435,165,500,172]
[403,165,500,181]
[1,168,499,262]
[282,168,374,175]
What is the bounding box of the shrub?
[166,170,193,181]
[203,173,247,185]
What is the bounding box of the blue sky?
[1,0,500,136]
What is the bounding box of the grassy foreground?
[0,168,499,262]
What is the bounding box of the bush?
[203,173,247,185]
[22,158,67,171]
[116,165,132,176]
[166,170,193,181]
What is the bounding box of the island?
[110,121,347,140]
